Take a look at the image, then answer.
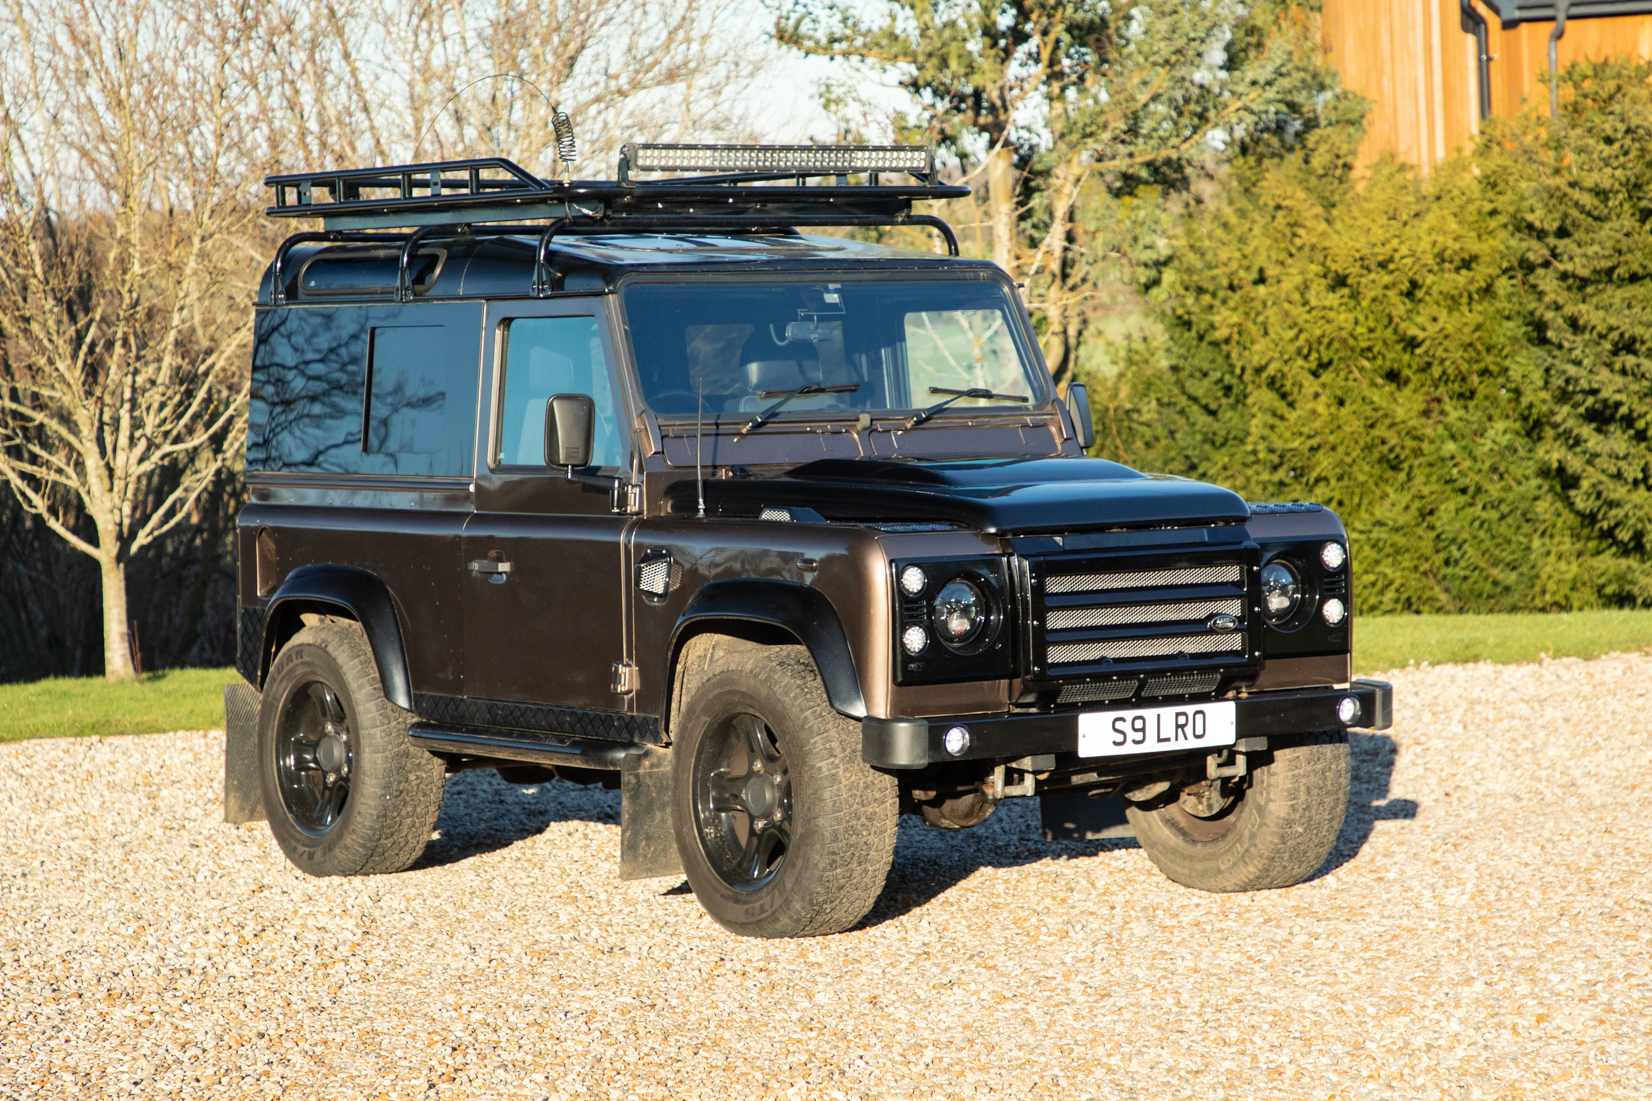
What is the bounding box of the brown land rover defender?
[224,144,1392,938]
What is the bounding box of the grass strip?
[0,667,238,743]
[1355,609,1652,674]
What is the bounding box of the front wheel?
[671,640,898,938]
[1126,730,1350,893]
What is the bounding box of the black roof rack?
[262,144,976,304]
[263,143,970,232]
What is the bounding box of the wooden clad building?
[1321,0,1652,170]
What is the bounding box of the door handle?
[468,558,512,584]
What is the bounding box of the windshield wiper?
[741,382,860,435]
[905,386,1030,429]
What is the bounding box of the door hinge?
[611,661,638,695]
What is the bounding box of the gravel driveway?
[3,656,1650,1100]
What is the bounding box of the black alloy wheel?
[693,713,793,889]
[274,681,355,833]
[257,620,446,877]
[670,639,898,938]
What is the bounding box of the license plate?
[1077,701,1237,758]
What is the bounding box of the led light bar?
[620,142,933,179]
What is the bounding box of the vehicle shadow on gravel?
[859,732,1419,927]
[1313,731,1418,881]
[412,769,621,870]
[860,799,1134,929]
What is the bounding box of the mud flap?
[223,682,266,824]
[619,744,682,880]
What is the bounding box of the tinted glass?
[496,315,622,470]
[299,249,440,296]
[623,280,1044,418]
[249,303,481,475]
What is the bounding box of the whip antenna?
[696,375,706,518]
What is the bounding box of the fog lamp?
[943,726,971,756]
[1337,696,1361,725]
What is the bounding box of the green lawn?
[0,666,238,743]
[2,610,1651,742]
[1354,609,1652,674]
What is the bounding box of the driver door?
[462,301,634,720]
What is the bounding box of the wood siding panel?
[1323,0,1652,171]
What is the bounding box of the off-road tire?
[258,620,445,876]
[1126,730,1350,893]
[671,639,898,938]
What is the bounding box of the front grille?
[1027,540,1258,688]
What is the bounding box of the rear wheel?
[257,620,445,876]
[1126,731,1350,892]
[671,640,897,938]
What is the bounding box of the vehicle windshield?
[623,279,1046,419]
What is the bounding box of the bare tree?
[254,0,769,176]
[0,0,770,681]
[0,0,259,682]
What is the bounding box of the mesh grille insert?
[1047,563,1243,595]
[1048,634,1245,664]
[1141,672,1222,697]
[1046,597,1243,631]
[1057,680,1139,704]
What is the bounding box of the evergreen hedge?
[1097,60,1652,614]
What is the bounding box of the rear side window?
[249,303,482,475]
[495,315,622,471]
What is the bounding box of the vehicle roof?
[258,231,1002,305]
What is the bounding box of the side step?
[407,722,644,769]
[407,722,682,881]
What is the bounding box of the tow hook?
[1207,748,1247,780]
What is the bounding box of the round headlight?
[899,565,928,596]
[901,625,928,655]
[932,579,987,651]
[1321,542,1346,571]
[1322,597,1347,626]
[1260,561,1302,625]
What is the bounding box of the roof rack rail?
[263,144,969,232]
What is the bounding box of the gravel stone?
[3,656,1650,1100]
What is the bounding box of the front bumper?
[862,679,1393,769]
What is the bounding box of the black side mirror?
[545,393,595,471]
[1065,383,1095,451]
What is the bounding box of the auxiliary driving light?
[1337,696,1361,725]
[902,625,928,655]
[943,726,971,756]
[1322,597,1347,626]
[900,565,928,596]
[1321,542,1346,571]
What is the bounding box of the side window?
[496,316,622,470]
[249,307,369,472]
[247,303,480,476]
[366,326,449,457]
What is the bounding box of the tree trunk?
[987,145,1016,277]
[98,546,136,683]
